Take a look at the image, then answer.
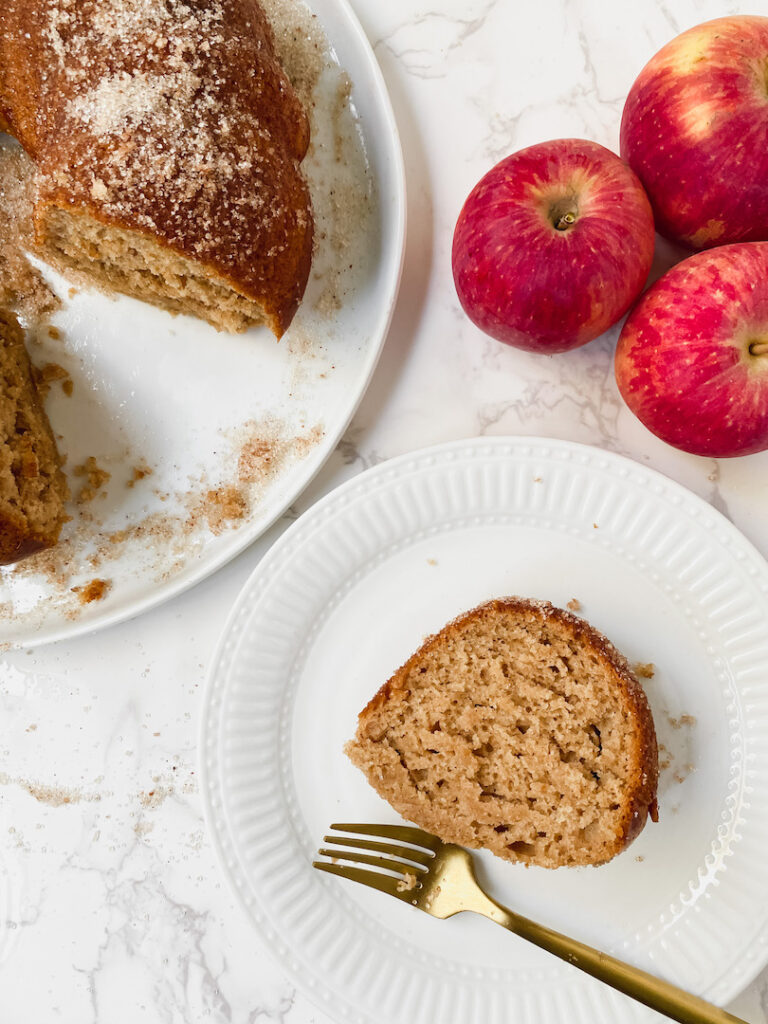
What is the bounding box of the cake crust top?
[0,0,313,336]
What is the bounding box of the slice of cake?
[346,598,658,868]
[0,309,68,564]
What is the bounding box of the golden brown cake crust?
[350,597,659,867]
[0,0,313,337]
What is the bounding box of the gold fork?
[313,823,749,1024]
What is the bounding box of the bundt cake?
[0,308,68,564]
[0,0,313,337]
[346,598,659,868]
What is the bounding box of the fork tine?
[329,823,442,851]
[317,847,425,876]
[312,860,417,901]
[322,834,434,867]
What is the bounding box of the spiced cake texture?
[0,309,68,564]
[346,598,659,868]
[0,0,313,337]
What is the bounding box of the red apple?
[615,243,768,457]
[621,16,768,250]
[452,139,655,354]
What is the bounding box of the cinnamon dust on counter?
[0,772,102,807]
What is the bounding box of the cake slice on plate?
[347,597,658,868]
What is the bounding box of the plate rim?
[7,0,407,650]
[200,434,768,1023]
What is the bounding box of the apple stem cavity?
[549,197,579,232]
[749,341,768,357]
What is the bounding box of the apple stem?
[750,342,768,357]
[555,211,576,231]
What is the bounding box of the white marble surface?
[3,0,768,1021]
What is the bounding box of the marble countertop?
[3,0,768,1021]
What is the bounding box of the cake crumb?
[668,714,696,730]
[566,599,581,612]
[48,327,61,340]
[34,362,73,398]
[427,558,438,566]
[71,578,111,604]
[73,456,111,503]
[127,461,154,488]
[633,662,655,679]
[396,872,418,892]
[673,763,695,784]
[635,855,645,862]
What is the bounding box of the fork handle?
[481,899,747,1024]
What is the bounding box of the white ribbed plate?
[201,437,768,1024]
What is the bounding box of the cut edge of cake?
[39,207,282,337]
[0,308,68,564]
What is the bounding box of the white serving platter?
[0,0,405,647]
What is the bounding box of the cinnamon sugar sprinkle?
[3,418,325,619]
